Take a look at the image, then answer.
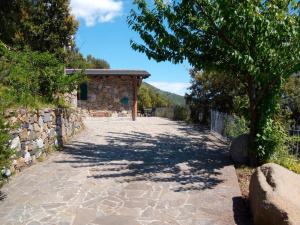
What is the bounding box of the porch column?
[132,76,138,121]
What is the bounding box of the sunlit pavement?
[0,117,246,225]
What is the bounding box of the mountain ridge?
[142,82,186,106]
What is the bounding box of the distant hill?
[142,82,186,106]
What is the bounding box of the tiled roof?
[66,69,150,78]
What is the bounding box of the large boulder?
[249,163,300,225]
[230,134,249,164]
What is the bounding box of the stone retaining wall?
[6,108,84,172]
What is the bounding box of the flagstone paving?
[0,117,248,225]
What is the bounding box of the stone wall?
[63,91,77,108]
[78,76,134,117]
[7,108,84,171]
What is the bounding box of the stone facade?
[78,76,135,117]
[6,108,84,172]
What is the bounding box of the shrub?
[224,116,249,139]
[0,41,83,108]
[173,105,190,121]
[256,119,287,163]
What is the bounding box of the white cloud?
[70,0,123,26]
[148,81,190,96]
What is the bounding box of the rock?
[249,163,300,225]
[19,108,27,115]
[38,116,44,127]
[33,123,40,131]
[29,131,38,141]
[10,136,21,151]
[24,150,32,164]
[229,134,249,164]
[28,114,37,123]
[12,159,17,167]
[5,107,83,172]
[28,124,33,131]
[20,115,28,123]
[37,138,44,149]
[14,157,26,171]
[27,144,33,151]
[31,154,36,163]
[47,128,56,138]
[32,138,44,149]
[32,148,42,158]
[41,132,48,141]
[9,116,18,124]
[43,113,52,123]
[19,129,29,141]
[33,114,38,122]
[1,168,12,177]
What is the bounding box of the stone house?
[66,69,150,120]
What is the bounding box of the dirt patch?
[235,166,255,225]
[236,166,255,198]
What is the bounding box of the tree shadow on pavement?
[0,191,6,201]
[55,130,232,192]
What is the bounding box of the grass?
[269,139,300,174]
[271,156,300,174]
[37,153,46,162]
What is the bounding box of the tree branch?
[195,2,238,50]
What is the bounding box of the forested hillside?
[141,82,185,106]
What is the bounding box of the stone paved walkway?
[0,117,246,225]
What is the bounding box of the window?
[77,82,88,100]
[120,97,129,106]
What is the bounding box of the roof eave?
[65,69,151,78]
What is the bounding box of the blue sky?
[70,0,191,96]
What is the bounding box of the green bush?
[256,119,288,163]
[0,42,83,108]
[173,105,190,121]
[224,116,249,138]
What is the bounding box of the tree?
[28,0,78,57]
[0,0,26,46]
[138,85,152,109]
[128,0,300,164]
[138,84,170,110]
[186,69,247,123]
[86,55,110,69]
[0,0,78,60]
[282,74,300,127]
[65,47,89,69]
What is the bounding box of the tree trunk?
[249,101,259,166]
[247,75,259,166]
